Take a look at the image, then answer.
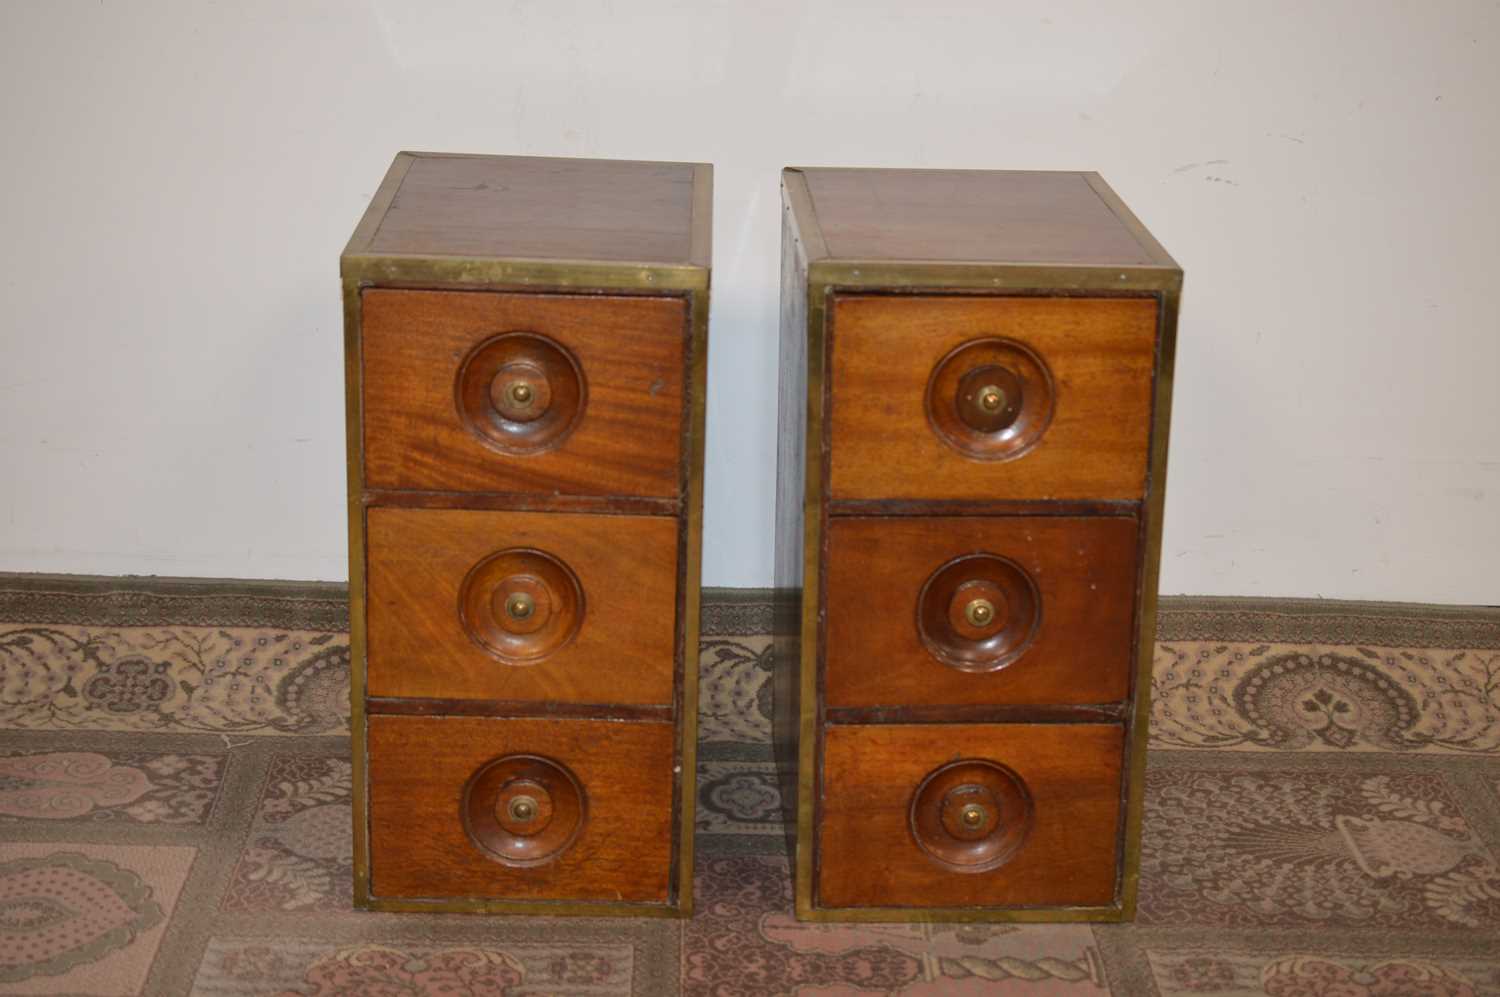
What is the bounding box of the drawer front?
[368,715,675,903]
[366,507,678,705]
[362,289,687,497]
[818,722,1123,909]
[829,295,1157,501]
[825,516,1138,707]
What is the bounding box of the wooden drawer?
[818,722,1123,909]
[829,295,1158,501]
[366,507,678,705]
[368,715,675,904]
[361,288,687,498]
[825,515,1138,707]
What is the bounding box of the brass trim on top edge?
[340,255,708,293]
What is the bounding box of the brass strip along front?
[340,254,708,292]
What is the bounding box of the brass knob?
[505,592,535,621]
[507,381,534,406]
[977,384,1006,413]
[507,794,539,822]
[964,598,997,628]
[960,803,989,828]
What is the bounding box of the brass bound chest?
[774,167,1180,921]
[342,152,710,915]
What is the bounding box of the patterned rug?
[1,575,1497,996]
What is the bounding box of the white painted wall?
[0,1,1496,602]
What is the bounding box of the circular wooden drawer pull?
[462,754,586,867]
[456,331,586,454]
[916,553,1040,673]
[909,759,1034,873]
[926,337,1054,460]
[459,547,584,664]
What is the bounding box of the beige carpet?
[0,575,1497,995]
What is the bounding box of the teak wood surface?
[344,153,711,916]
[358,152,704,267]
[774,167,1180,921]
[824,515,1139,707]
[365,507,679,705]
[817,723,1124,909]
[829,294,1158,502]
[367,715,676,905]
[362,289,688,498]
[797,168,1170,267]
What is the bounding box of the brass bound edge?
[343,156,710,918]
[778,167,1181,922]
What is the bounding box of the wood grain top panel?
[792,168,1169,267]
[351,152,708,265]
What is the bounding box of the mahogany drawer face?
[818,722,1124,909]
[829,295,1158,501]
[366,507,678,705]
[361,288,687,498]
[825,515,1138,707]
[368,715,675,903]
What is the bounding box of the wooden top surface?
[344,152,711,268]
[786,167,1174,269]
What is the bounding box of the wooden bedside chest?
[774,167,1180,921]
[342,152,710,915]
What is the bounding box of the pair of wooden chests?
[341,152,1180,921]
